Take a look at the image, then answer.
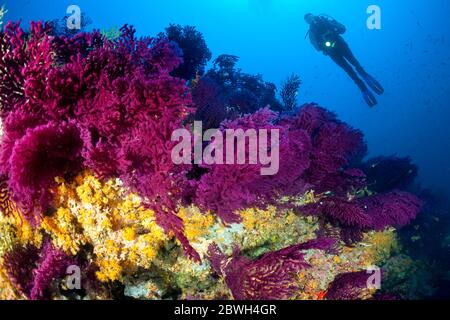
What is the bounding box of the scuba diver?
[304,13,384,107]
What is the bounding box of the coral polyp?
[0,20,425,300]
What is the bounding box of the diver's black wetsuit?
[307,15,384,107]
[327,36,368,92]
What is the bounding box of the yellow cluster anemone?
[359,228,400,264]
[0,211,42,255]
[177,206,215,243]
[239,206,320,255]
[43,172,171,282]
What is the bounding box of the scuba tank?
[317,14,347,35]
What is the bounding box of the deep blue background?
[3,0,450,204]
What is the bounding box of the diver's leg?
[338,38,385,95]
[337,38,367,75]
[329,53,367,92]
[329,53,378,107]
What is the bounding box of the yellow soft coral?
[360,228,400,264]
[178,206,215,242]
[44,172,171,282]
[0,211,42,253]
[239,206,320,254]
[41,207,86,255]
[0,262,24,300]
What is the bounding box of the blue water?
[4,0,450,205]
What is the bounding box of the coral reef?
[158,24,212,80]
[360,155,418,193]
[2,241,72,300]
[0,20,427,300]
[192,54,283,128]
[100,26,122,41]
[324,271,378,300]
[0,5,6,27]
[207,238,336,300]
[280,73,302,111]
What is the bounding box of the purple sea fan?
[0,21,27,116]
[299,191,422,243]
[325,271,380,300]
[30,241,74,300]
[8,122,83,224]
[359,190,423,231]
[278,103,336,135]
[2,245,40,297]
[194,108,312,224]
[207,238,336,300]
[21,22,55,108]
[0,108,46,176]
[158,24,212,80]
[279,104,367,191]
[316,168,367,197]
[361,155,418,193]
[2,242,73,300]
[300,197,373,243]
[193,108,282,223]
[191,76,232,130]
[280,73,302,111]
[195,164,263,224]
[304,121,366,188]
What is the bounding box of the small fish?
[358,242,373,248]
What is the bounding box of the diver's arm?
[309,31,322,52]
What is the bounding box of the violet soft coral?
[8,122,83,223]
[299,191,422,243]
[158,24,212,80]
[207,238,335,300]
[359,190,423,231]
[29,241,74,300]
[325,271,378,300]
[301,196,373,237]
[193,107,312,224]
[361,155,418,193]
[3,245,40,297]
[280,104,367,191]
[192,104,367,225]
[3,242,72,300]
[0,21,198,258]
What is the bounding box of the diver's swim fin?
[362,90,378,108]
[362,74,384,95]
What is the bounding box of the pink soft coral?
[8,122,83,224]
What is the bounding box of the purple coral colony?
[0,17,426,301]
